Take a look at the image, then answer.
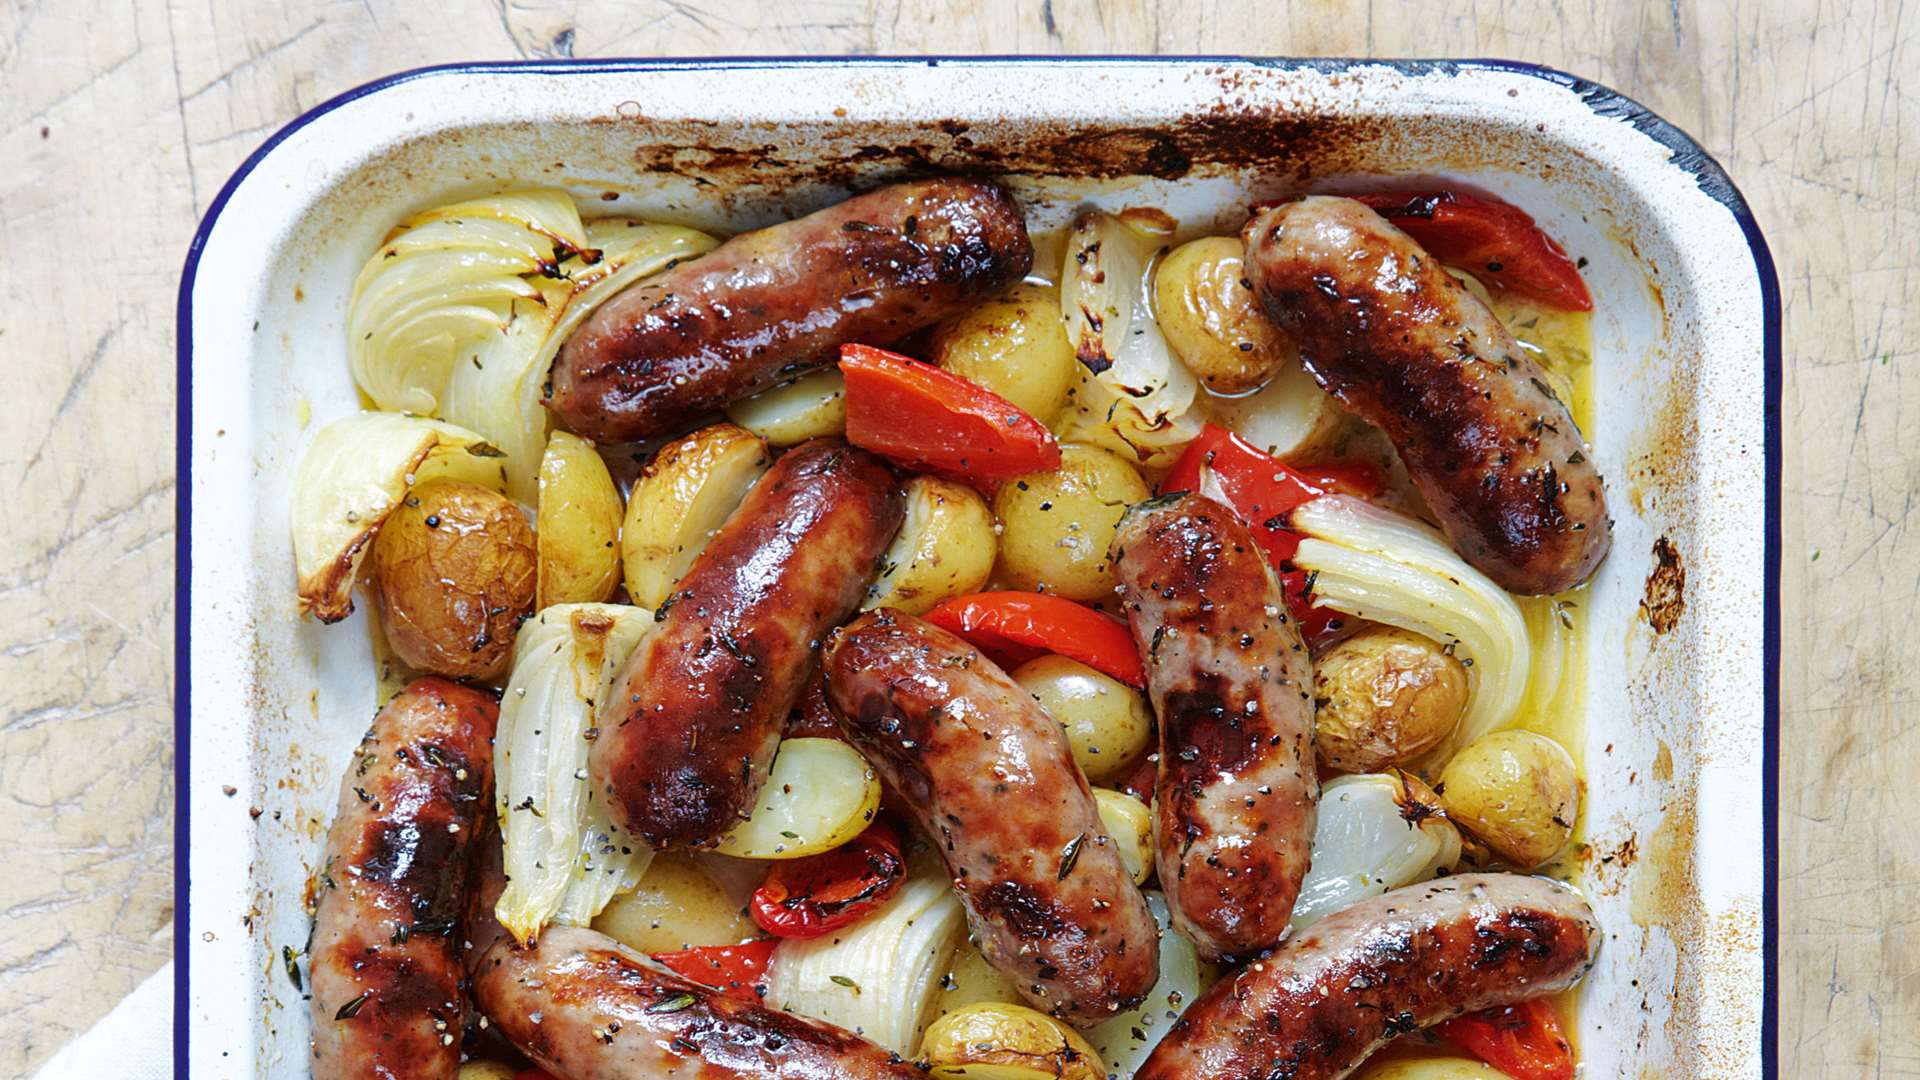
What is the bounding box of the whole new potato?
[1153,236,1296,394]
[993,444,1150,602]
[926,283,1079,427]
[1437,730,1580,868]
[1313,626,1470,773]
[371,479,535,679]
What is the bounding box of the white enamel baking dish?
[180,58,1779,1078]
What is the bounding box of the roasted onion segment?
[495,602,657,943]
[1060,210,1203,467]
[348,189,588,416]
[348,191,718,501]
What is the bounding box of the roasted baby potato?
[621,422,771,609]
[1092,787,1153,885]
[1438,730,1580,868]
[1013,655,1153,783]
[591,853,761,954]
[1313,626,1471,773]
[713,738,882,859]
[994,444,1150,602]
[864,476,998,616]
[455,1063,519,1080]
[922,1002,1107,1080]
[726,367,848,447]
[927,284,1079,427]
[1153,236,1295,394]
[535,430,623,607]
[370,479,535,679]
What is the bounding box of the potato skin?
[1152,236,1294,394]
[1013,655,1153,783]
[927,284,1078,426]
[1313,626,1470,773]
[1437,730,1580,868]
[993,444,1150,602]
[371,479,535,679]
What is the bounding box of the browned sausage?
[1242,195,1610,595]
[1134,873,1599,1080]
[548,178,1034,443]
[1110,493,1317,962]
[590,440,903,849]
[464,862,925,1080]
[308,677,497,1080]
[824,609,1160,1026]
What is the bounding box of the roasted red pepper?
[1436,998,1576,1080]
[1352,191,1592,311]
[749,822,905,939]
[1161,425,1382,563]
[923,591,1146,688]
[651,938,780,1002]
[840,343,1061,487]
[1160,425,1379,648]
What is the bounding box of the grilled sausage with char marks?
[464,855,925,1080]
[309,677,497,1080]
[825,609,1160,1026]
[591,439,903,849]
[1110,493,1318,962]
[549,177,1034,443]
[1134,872,1600,1080]
[1242,195,1609,595]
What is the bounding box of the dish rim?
[172,54,1783,1078]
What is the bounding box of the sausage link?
[549,178,1034,443]
[1135,873,1600,1080]
[1242,195,1610,595]
[309,677,497,1080]
[1110,493,1317,962]
[591,440,903,849]
[824,609,1160,1026]
[464,865,924,1080]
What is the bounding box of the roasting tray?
[178,57,1779,1078]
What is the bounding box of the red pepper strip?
[749,822,905,939]
[651,938,780,1002]
[1162,425,1382,563]
[840,343,1061,488]
[923,592,1147,689]
[1352,191,1592,312]
[1435,998,1576,1080]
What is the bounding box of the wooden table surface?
[0,1,1904,1075]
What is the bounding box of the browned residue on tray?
[1641,536,1686,633]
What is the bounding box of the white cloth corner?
[30,962,173,1080]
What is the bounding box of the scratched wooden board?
[0,0,1905,1075]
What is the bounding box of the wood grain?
[0,0,1905,1075]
